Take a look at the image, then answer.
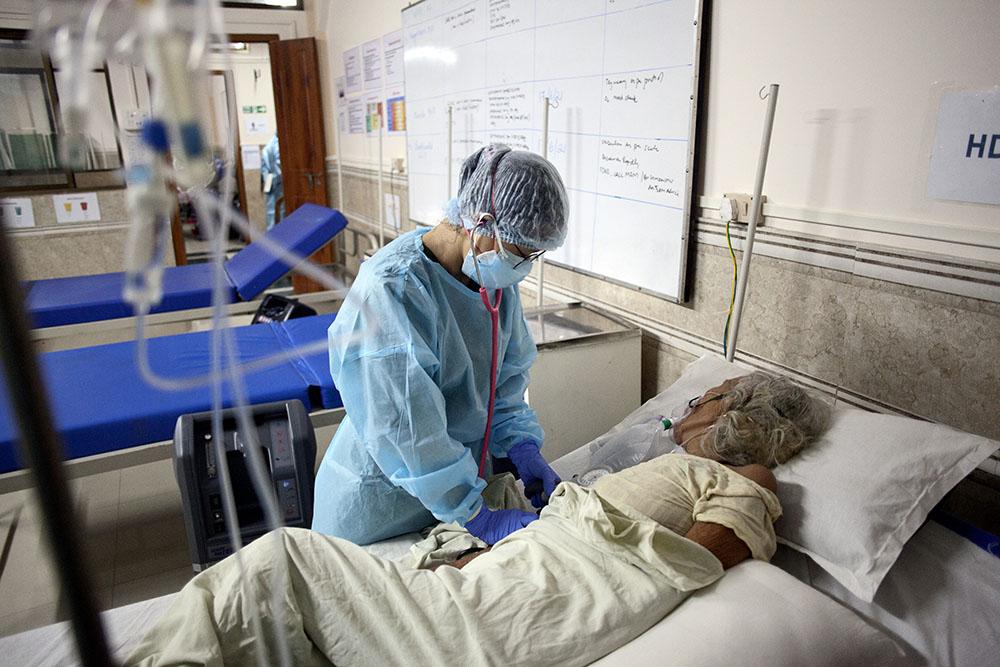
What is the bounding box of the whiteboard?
[401,0,703,300]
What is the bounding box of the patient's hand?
[429,548,492,571]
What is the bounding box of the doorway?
[180,40,279,263]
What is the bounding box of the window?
[0,31,124,193]
[222,1,303,9]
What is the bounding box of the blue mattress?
[0,314,338,474]
[26,204,348,328]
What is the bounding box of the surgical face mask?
[461,247,532,289]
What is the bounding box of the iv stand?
[726,84,779,363]
[0,230,116,666]
[333,100,346,212]
[537,96,550,311]
[446,105,454,200]
[377,105,385,248]
[535,96,552,341]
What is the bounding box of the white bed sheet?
[595,559,909,665]
[772,520,1000,666]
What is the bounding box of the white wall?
[309,0,999,254]
[311,0,410,170]
[207,43,278,147]
[702,0,999,242]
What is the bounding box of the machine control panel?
[174,400,317,570]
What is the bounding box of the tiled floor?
[0,460,194,638]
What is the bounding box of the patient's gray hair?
[709,373,831,467]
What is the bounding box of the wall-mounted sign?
[387,90,406,134]
[0,197,35,228]
[343,46,362,95]
[246,115,269,135]
[928,88,1000,206]
[383,30,404,86]
[52,193,101,223]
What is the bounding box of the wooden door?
[269,37,330,293]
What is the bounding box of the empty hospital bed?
[0,313,341,488]
[24,203,347,329]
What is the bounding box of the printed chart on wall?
[401,0,703,300]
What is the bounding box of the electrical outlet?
[719,193,766,224]
[122,108,150,132]
[392,157,405,174]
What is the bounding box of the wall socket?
[718,192,766,224]
[391,157,406,174]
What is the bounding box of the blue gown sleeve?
[329,277,486,524]
[489,297,544,458]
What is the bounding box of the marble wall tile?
[841,283,1000,440]
[10,189,132,280]
[96,189,128,224]
[242,168,267,234]
[733,252,853,385]
[641,337,698,402]
[27,194,58,227]
[13,228,130,280]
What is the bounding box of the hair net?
[447,144,569,251]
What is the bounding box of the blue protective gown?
[260,134,283,230]
[312,228,544,545]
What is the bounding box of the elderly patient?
[128,373,829,667]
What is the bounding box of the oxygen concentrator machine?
[174,400,317,570]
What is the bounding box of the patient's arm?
[685,463,777,569]
[683,522,751,569]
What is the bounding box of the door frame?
[168,33,282,262]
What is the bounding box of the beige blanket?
[127,483,734,666]
[410,473,534,569]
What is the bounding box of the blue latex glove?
[465,505,537,545]
[508,441,561,509]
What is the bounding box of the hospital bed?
[0,313,343,491]
[2,353,997,665]
[24,203,348,332]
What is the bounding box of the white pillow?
[774,406,996,601]
[559,354,998,603]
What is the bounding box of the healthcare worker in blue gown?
[312,144,569,545]
[260,133,283,230]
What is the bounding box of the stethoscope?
[466,151,509,479]
[467,217,502,478]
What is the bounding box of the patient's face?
[674,376,745,460]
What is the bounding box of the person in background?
[260,133,283,229]
[312,143,569,545]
